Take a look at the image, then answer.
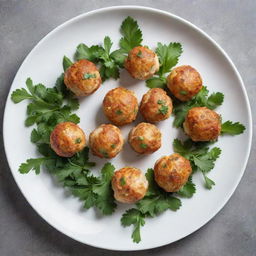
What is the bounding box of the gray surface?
[0,0,255,255]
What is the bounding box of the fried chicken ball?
[64,59,101,96]
[140,88,173,122]
[183,107,221,141]
[154,153,192,192]
[89,124,124,159]
[111,167,148,203]
[167,65,202,101]
[128,122,161,154]
[103,87,138,126]
[125,46,159,80]
[50,122,86,157]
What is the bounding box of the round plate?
[3,6,252,251]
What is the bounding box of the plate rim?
[3,5,253,251]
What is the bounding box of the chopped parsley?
[120,177,126,186]
[99,149,109,158]
[115,109,123,115]
[83,73,96,79]
[111,144,116,149]
[179,90,188,95]
[137,50,143,58]
[159,105,169,115]
[157,100,166,105]
[140,143,147,149]
[75,138,81,144]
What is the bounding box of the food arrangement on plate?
[11,16,246,243]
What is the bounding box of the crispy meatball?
[111,167,148,203]
[103,87,138,126]
[64,59,101,96]
[167,65,202,101]
[154,153,192,192]
[183,107,221,141]
[89,124,124,158]
[128,122,161,154]
[125,46,159,80]
[50,122,86,157]
[140,88,173,122]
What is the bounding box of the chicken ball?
[111,167,148,203]
[125,46,159,80]
[183,107,221,141]
[103,87,138,126]
[167,65,202,101]
[89,124,124,158]
[154,153,192,192]
[128,122,161,154]
[64,59,101,96]
[50,122,86,157]
[140,88,172,122]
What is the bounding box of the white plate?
[3,6,252,251]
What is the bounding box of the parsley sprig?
[146,42,183,89]
[119,16,143,53]
[121,168,182,243]
[11,61,117,215]
[173,139,221,189]
[173,86,224,127]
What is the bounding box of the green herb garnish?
[140,143,147,149]
[75,138,81,144]
[115,109,123,115]
[120,177,126,186]
[83,73,96,79]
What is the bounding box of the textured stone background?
[0,0,255,255]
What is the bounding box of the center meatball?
[140,88,173,122]
[183,107,221,141]
[89,124,124,158]
[125,46,159,80]
[64,59,101,96]
[128,122,161,154]
[167,65,202,101]
[111,167,148,203]
[103,87,138,126]
[50,122,86,157]
[154,153,192,192]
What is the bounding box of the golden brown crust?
[167,65,202,101]
[183,107,221,141]
[64,59,101,96]
[89,124,124,158]
[128,122,161,154]
[103,87,138,126]
[111,167,148,203]
[140,88,173,122]
[125,46,159,80]
[154,153,192,192]
[50,122,86,157]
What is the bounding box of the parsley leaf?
[173,86,224,127]
[136,169,181,217]
[119,16,143,53]
[63,56,73,71]
[221,121,246,135]
[19,157,47,174]
[92,163,117,215]
[173,139,221,189]
[156,42,183,76]
[11,88,33,103]
[121,208,145,243]
[177,177,196,198]
[75,44,103,62]
[146,42,182,89]
[146,77,167,89]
